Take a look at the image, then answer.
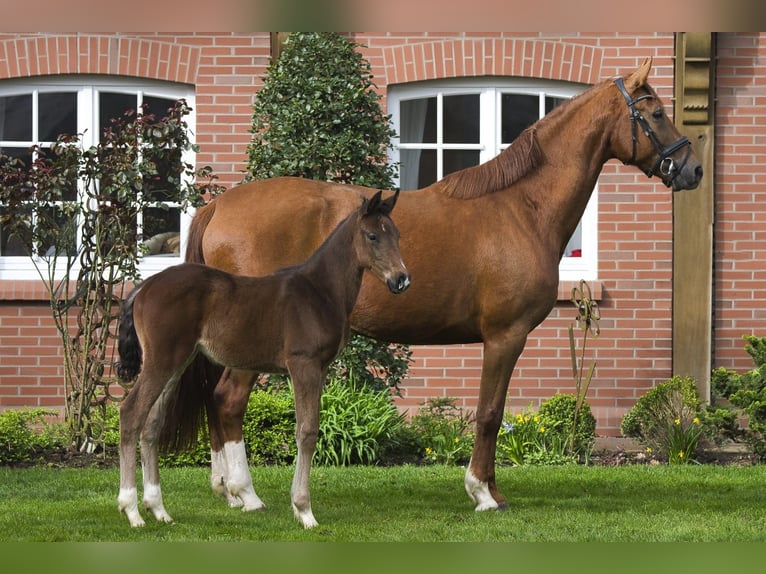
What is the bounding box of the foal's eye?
[367,232,378,242]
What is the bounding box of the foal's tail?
[116,288,142,382]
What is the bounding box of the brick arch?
[382,38,603,85]
[0,35,200,84]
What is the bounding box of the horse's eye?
[652,108,664,120]
[367,232,378,242]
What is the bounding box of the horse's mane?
[436,126,542,199]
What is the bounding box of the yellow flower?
[533,416,540,423]
[524,416,530,423]
[539,426,546,433]
[678,451,685,458]
[516,414,524,423]
[645,447,652,453]
[425,447,433,455]
[454,437,460,444]
[693,417,700,425]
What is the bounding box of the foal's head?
[354,190,410,294]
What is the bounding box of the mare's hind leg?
[137,381,180,524]
[288,359,325,529]
[211,368,265,511]
[118,372,172,527]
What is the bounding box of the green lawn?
[2,464,765,542]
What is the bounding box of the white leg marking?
[210,448,242,507]
[291,449,318,529]
[465,467,499,511]
[143,482,174,524]
[118,487,145,528]
[223,440,266,511]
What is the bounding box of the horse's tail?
[116,287,143,382]
[185,199,217,264]
[156,198,224,453]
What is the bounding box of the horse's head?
[356,190,411,294]
[613,57,703,191]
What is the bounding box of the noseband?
[614,77,691,185]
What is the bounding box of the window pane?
[142,206,180,255]
[400,97,436,143]
[38,146,78,201]
[501,93,539,144]
[39,92,77,141]
[143,147,182,202]
[0,205,31,256]
[0,94,32,141]
[143,96,177,121]
[444,149,480,176]
[0,146,33,168]
[399,148,436,190]
[545,96,567,115]
[99,92,137,136]
[444,94,479,144]
[565,221,583,257]
[36,205,77,257]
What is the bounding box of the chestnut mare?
[115,190,409,528]
[185,58,703,517]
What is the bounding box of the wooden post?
[672,32,716,401]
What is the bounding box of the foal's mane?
[436,126,542,200]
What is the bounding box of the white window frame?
[0,75,195,281]
[388,78,598,281]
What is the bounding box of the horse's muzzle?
[387,272,411,294]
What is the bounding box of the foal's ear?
[363,190,384,215]
[625,56,652,91]
[378,189,399,216]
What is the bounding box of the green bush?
[496,394,596,466]
[408,397,475,465]
[712,335,766,458]
[242,389,296,466]
[315,376,405,466]
[621,375,705,464]
[0,408,65,464]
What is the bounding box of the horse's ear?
[363,190,383,215]
[625,56,652,91]
[378,189,399,215]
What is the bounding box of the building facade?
[0,32,763,436]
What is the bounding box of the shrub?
[0,408,65,464]
[712,335,766,458]
[539,393,597,461]
[242,389,296,466]
[408,397,475,465]
[315,375,405,466]
[621,376,705,464]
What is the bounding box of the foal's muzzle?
[387,272,411,294]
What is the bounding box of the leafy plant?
[409,397,475,465]
[539,393,596,462]
[0,408,65,464]
[0,101,223,452]
[242,389,296,466]
[712,335,766,458]
[245,32,408,395]
[621,375,705,464]
[315,375,405,466]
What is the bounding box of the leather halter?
[614,77,691,185]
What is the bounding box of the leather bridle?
[614,77,691,186]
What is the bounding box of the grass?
[2,463,766,542]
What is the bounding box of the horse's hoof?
[495,501,509,512]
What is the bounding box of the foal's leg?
[465,333,526,511]
[137,380,180,524]
[118,373,171,527]
[212,368,265,511]
[288,359,325,529]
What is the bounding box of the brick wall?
[0,32,763,438]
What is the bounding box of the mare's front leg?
[211,368,265,511]
[465,333,527,511]
[288,358,325,529]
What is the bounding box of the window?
[389,79,598,281]
[0,76,195,280]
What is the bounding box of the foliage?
[497,394,596,466]
[242,389,296,466]
[620,375,706,464]
[245,32,408,395]
[711,335,766,458]
[0,100,223,452]
[408,397,475,465]
[245,32,397,187]
[315,375,405,466]
[0,409,65,464]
